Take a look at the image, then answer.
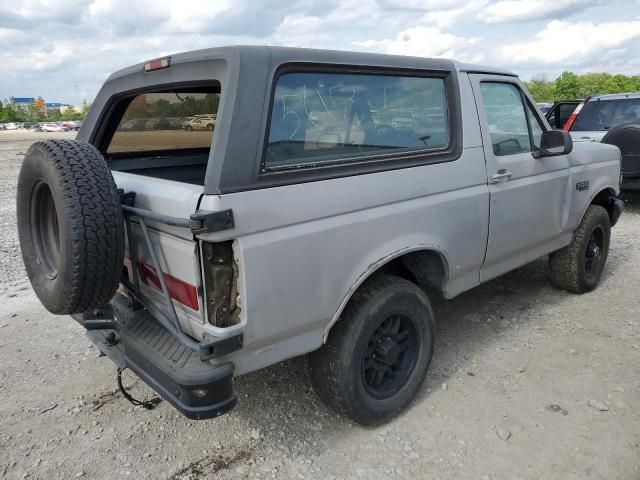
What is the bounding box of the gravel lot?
[1,130,639,480]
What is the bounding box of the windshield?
[107,89,220,155]
[572,98,640,131]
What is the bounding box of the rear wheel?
[310,274,434,425]
[548,205,610,294]
[184,125,193,132]
[207,123,214,131]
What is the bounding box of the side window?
[480,82,532,156]
[526,102,544,149]
[264,71,449,169]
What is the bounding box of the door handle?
[491,170,512,183]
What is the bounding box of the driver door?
[469,74,571,282]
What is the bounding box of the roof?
[45,102,68,108]
[588,92,640,101]
[107,45,517,81]
[12,97,35,103]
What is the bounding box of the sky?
[1,0,639,105]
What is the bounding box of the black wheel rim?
[30,181,60,279]
[361,314,419,399]
[584,225,604,281]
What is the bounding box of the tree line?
[525,71,640,104]
[0,99,88,123]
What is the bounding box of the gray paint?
[81,46,621,376]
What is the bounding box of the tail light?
[144,57,170,72]
[124,257,199,311]
[563,102,584,131]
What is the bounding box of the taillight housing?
[144,57,170,72]
[123,257,199,311]
[563,102,584,131]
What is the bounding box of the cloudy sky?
[1,0,639,105]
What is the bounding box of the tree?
[525,74,555,103]
[525,71,640,103]
[554,71,580,100]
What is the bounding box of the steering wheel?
[494,138,523,155]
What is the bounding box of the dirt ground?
[0,130,639,480]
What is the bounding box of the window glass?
[572,98,640,131]
[480,82,531,156]
[526,102,544,149]
[558,103,576,127]
[265,72,449,168]
[107,90,221,155]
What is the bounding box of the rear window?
[572,98,640,131]
[265,71,449,169]
[107,89,220,155]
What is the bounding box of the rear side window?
[572,98,640,131]
[264,71,449,169]
[107,89,221,155]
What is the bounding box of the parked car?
[16,46,623,425]
[564,92,640,188]
[39,123,66,132]
[183,114,216,131]
[545,100,581,130]
[119,118,148,131]
[146,117,172,130]
[537,103,552,115]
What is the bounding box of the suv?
[183,114,216,131]
[16,47,623,425]
[564,93,640,188]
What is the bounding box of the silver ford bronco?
[16,46,623,425]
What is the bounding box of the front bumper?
[73,295,237,420]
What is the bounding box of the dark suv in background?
[564,93,640,189]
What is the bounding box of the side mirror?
[533,130,573,158]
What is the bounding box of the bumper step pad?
[84,296,237,420]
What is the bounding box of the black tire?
[17,140,125,314]
[184,125,193,132]
[310,274,435,425]
[207,124,214,131]
[602,122,640,183]
[548,205,610,294]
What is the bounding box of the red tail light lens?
[563,102,584,131]
[143,57,170,72]
[124,257,199,311]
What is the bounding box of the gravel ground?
[1,130,639,480]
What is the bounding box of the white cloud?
[0,0,638,104]
[501,19,640,65]
[355,26,483,62]
[482,0,602,24]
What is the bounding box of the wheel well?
[377,249,447,299]
[591,188,616,222]
[324,248,447,341]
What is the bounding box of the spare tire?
[602,122,640,179]
[17,140,125,314]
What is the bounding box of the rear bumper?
[73,295,237,420]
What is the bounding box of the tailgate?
[113,171,204,338]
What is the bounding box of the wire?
[116,368,161,410]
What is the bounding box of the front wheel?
[310,274,435,425]
[548,204,611,294]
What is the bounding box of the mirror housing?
[533,130,573,158]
